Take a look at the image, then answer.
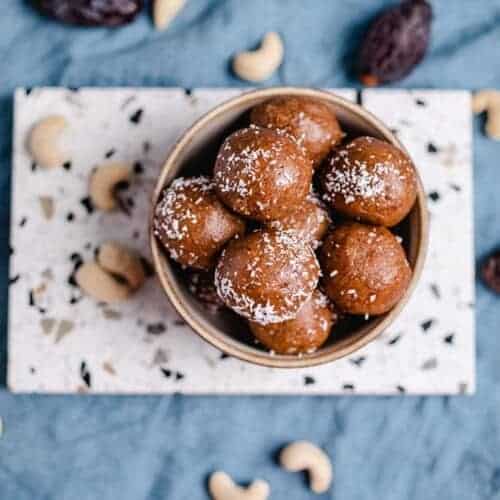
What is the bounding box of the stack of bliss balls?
[154,96,417,355]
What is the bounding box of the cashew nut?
[208,471,270,500]
[472,90,500,140]
[97,241,145,290]
[280,441,333,494]
[28,115,69,168]
[89,162,131,211]
[233,32,284,82]
[153,0,186,30]
[75,242,146,303]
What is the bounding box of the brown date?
[357,0,432,86]
[33,0,144,27]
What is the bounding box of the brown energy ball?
[214,229,320,324]
[249,290,338,354]
[320,222,411,315]
[266,193,331,249]
[250,96,344,168]
[320,136,417,227]
[213,126,312,221]
[154,176,245,270]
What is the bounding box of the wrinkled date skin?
[34,0,144,27]
[358,0,432,86]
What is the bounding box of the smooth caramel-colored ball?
[154,176,245,270]
[214,229,320,324]
[320,222,411,315]
[250,96,344,167]
[249,290,337,354]
[320,136,417,227]
[213,126,312,221]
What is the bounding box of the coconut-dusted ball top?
[266,193,331,249]
[249,290,338,354]
[250,96,344,168]
[154,176,245,270]
[214,229,320,325]
[320,136,417,227]
[320,222,411,315]
[213,126,313,221]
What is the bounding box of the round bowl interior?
[150,87,429,368]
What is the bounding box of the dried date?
[357,0,432,86]
[482,251,500,294]
[33,0,144,27]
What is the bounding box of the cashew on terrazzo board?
[28,115,70,168]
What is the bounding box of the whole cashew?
[28,115,69,168]
[208,471,270,500]
[153,0,186,30]
[75,242,146,303]
[472,90,500,140]
[98,241,145,290]
[280,441,333,494]
[233,32,284,82]
[89,162,132,211]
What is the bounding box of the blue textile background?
[1,1,500,499]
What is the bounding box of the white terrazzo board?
[8,88,475,395]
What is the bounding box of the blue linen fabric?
[1,1,500,499]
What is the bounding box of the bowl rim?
[150,86,429,368]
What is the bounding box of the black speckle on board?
[356,90,363,106]
[68,253,83,287]
[130,109,143,124]
[133,161,144,174]
[174,319,187,326]
[175,372,185,381]
[9,245,14,256]
[68,87,79,93]
[421,357,438,370]
[421,319,435,332]
[62,161,72,171]
[66,212,75,222]
[430,283,441,299]
[105,149,116,159]
[9,274,20,285]
[450,183,461,192]
[219,353,230,360]
[146,322,167,335]
[415,98,426,106]
[396,385,406,393]
[25,87,33,95]
[160,368,172,378]
[30,366,36,374]
[390,128,399,136]
[31,162,37,171]
[349,356,366,367]
[132,230,140,239]
[444,333,455,344]
[428,191,440,202]
[304,376,315,385]
[427,142,439,153]
[388,334,401,345]
[143,141,151,153]
[80,361,91,388]
[80,197,94,215]
[28,289,35,307]
[184,88,193,96]
[19,217,27,227]
[343,383,355,391]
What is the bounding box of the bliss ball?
[320,222,411,315]
[250,96,344,168]
[266,193,331,249]
[213,126,312,221]
[214,229,320,325]
[249,290,338,354]
[154,176,245,270]
[320,136,417,227]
